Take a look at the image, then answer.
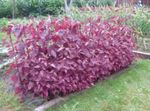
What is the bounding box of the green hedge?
[0,0,12,18]
[0,18,8,28]
[73,0,114,7]
[0,0,115,18]
[17,0,64,17]
[0,0,64,18]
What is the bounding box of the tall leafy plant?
[3,16,134,99]
[130,9,150,38]
[73,0,114,7]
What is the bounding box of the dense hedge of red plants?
[3,16,135,98]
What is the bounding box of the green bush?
[17,0,63,17]
[0,18,8,29]
[130,8,150,38]
[16,0,39,17]
[41,0,64,16]
[0,0,12,18]
[73,0,114,7]
[0,0,63,18]
[63,7,133,22]
[0,0,114,18]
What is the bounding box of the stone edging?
[34,97,67,111]
[133,50,150,59]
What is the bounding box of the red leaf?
[11,74,18,81]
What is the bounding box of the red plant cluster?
[3,16,135,98]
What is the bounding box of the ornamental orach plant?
[2,16,135,99]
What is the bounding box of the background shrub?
[0,0,63,18]
[0,0,115,18]
[16,0,39,17]
[17,0,63,17]
[130,8,150,38]
[41,0,64,16]
[73,0,114,7]
[0,18,8,29]
[0,0,12,18]
[4,16,134,98]
[62,6,133,22]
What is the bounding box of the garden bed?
[1,6,150,111]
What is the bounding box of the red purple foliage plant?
[3,16,135,98]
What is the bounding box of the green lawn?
[0,81,24,111]
[0,32,4,41]
[47,59,150,111]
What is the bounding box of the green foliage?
[41,0,64,16]
[73,0,114,7]
[87,0,114,6]
[63,7,132,22]
[0,0,12,18]
[0,18,8,40]
[17,0,63,17]
[0,18,8,28]
[16,0,39,17]
[0,0,63,18]
[130,8,150,38]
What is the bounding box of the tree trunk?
[64,0,73,13]
[12,0,16,19]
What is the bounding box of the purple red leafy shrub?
[3,16,135,98]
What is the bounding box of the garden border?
[133,50,150,59]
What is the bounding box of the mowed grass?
[0,81,24,111]
[0,32,5,41]
[47,59,150,111]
